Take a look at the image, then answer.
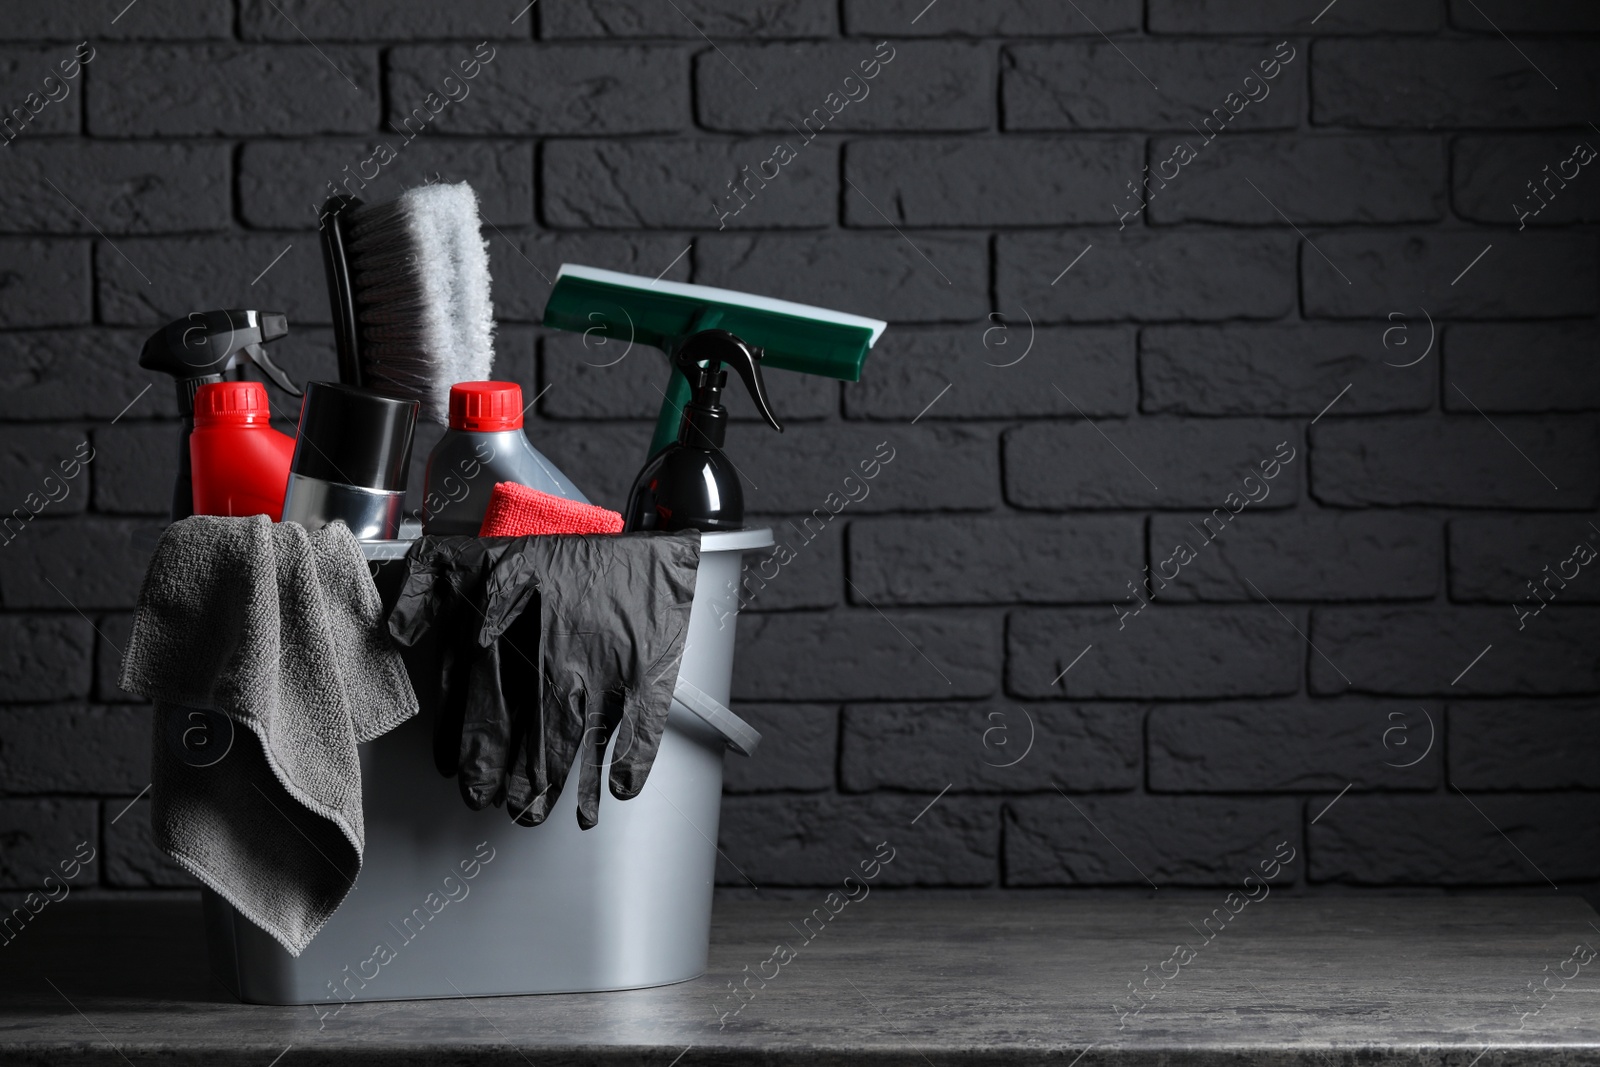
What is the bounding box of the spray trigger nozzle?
[672,329,782,433]
[246,342,300,397]
[140,309,301,417]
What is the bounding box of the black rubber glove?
[455,536,542,812]
[386,536,516,794]
[476,533,700,829]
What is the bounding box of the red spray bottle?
[189,381,296,520]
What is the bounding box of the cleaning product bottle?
[421,381,589,535]
[188,381,296,520]
[138,309,301,521]
[624,330,781,533]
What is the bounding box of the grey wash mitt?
[120,515,417,956]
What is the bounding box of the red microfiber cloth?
[478,481,624,537]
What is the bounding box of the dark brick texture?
[0,2,1594,906]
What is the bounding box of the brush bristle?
[344,182,495,423]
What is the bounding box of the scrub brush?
[319,182,495,423]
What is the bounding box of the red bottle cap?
[448,381,524,432]
[193,381,274,427]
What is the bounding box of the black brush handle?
[318,195,363,388]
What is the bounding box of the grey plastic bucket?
[202,527,773,1005]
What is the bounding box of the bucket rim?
[700,526,774,553]
[359,526,774,561]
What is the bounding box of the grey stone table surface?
[2,895,1599,1065]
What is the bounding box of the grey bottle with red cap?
[421,381,588,536]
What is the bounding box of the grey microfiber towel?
[120,515,417,957]
[388,531,700,830]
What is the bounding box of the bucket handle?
[670,678,761,757]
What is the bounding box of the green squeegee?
[542,264,887,457]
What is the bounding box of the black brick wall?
[0,1,1595,905]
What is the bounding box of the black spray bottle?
[625,330,781,533]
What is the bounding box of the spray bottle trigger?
[242,342,303,397]
[673,329,782,433]
[724,342,782,434]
